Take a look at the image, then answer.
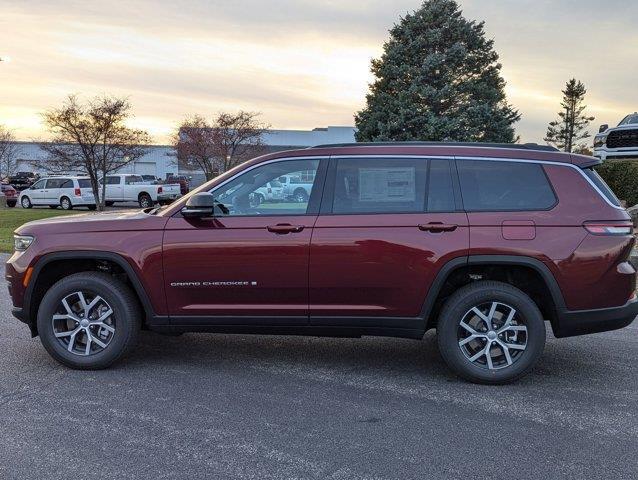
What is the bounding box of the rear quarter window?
[458,160,557,211]
[585,168,621,207]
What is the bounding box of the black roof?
[310,142,559,152]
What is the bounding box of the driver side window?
[211,159,321,216]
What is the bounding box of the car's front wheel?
[21,196,32,209]
[37,272,141,369]
[436,281,546,384]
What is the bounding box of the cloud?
[1,0,637,143]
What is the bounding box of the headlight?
[594,134,607,148]
[14,235,34,251]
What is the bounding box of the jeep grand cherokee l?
[5,143,637,384]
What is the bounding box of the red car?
[1,183,18,207]
[5,143,637,383]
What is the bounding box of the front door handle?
[267,224,305,234]
[418,222,458,233]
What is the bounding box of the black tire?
[7,200,16,208]
[436,281,546,385]
[138,193,152,208]
[21,196,32,209]
[105,201,115,207]
[60,196,73,210]
[37,272,142,370]
[87,205,97,211]
[293,188,308,203]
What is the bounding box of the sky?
[1,0,637,144]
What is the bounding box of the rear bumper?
[553,296,638,338]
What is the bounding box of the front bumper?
[594,147,638,160]
[553,296,638,338]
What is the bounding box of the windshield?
[619,114,638,126]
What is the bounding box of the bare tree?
[173,111,269,181]
[38,95,151,210]
[0,125,20,181]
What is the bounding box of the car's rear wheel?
[60,196,73,210]
[21,196,32,209]
[37,272,141,369]
[436,281,546,384]
[138,193,152,208]
[105,201,114,207]
[293,189,308,203]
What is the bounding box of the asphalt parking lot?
[1,253,637,479]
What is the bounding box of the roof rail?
[309,141,559,152]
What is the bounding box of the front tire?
[436,281,546,384]
[21,196,32,209]
[37,272,141,370]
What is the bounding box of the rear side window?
[332,158,428,214]
[585,168,621,207]
[458,160,556,211]
[78,179,91,188]
[46,178,70,189]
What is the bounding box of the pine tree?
[355,0,520,143]
[544,79,595,153]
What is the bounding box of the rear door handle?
[267,224,305,234]
[418,223,458,233]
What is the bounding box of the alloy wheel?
[457,301,528,370]
[51,291,116,356]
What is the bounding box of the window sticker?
[358,167,416,202]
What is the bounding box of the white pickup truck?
[101,174,182,208]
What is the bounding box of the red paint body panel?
[162,215,316,318]
[309,212,469,318]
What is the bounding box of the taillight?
[74,188,81,196]
[157,186,163,194]
[584,222,633,236]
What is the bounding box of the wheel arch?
[24,251,156,336]
[422,255,566,332]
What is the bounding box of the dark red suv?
[5,143,637,383]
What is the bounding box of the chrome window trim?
[332,154,623,211]
[207,155,328,195]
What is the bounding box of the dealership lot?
[1,254,637,479]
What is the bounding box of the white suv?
[594,113,638,160]
[19,176,96,210]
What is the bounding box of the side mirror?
[599,124,609,133]
[182,192,215,218]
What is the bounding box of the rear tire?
[60,196,73,210]
[105,201,114,207]
[436,281,546,384]
[87,205,97,211]
[7,200,16,208]
[37,272,141,370]
[138,193,152,208]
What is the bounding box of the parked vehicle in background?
[166,175,190,195]
[251,180,285,205]
[594,112,638,160]
[1,183,18,207]
[100,174,181,208]
[6,142,637,384]
[18,176,96,210]
[278,173,314,202]
[7,172,39,192]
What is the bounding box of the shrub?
[596,161,638,207]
